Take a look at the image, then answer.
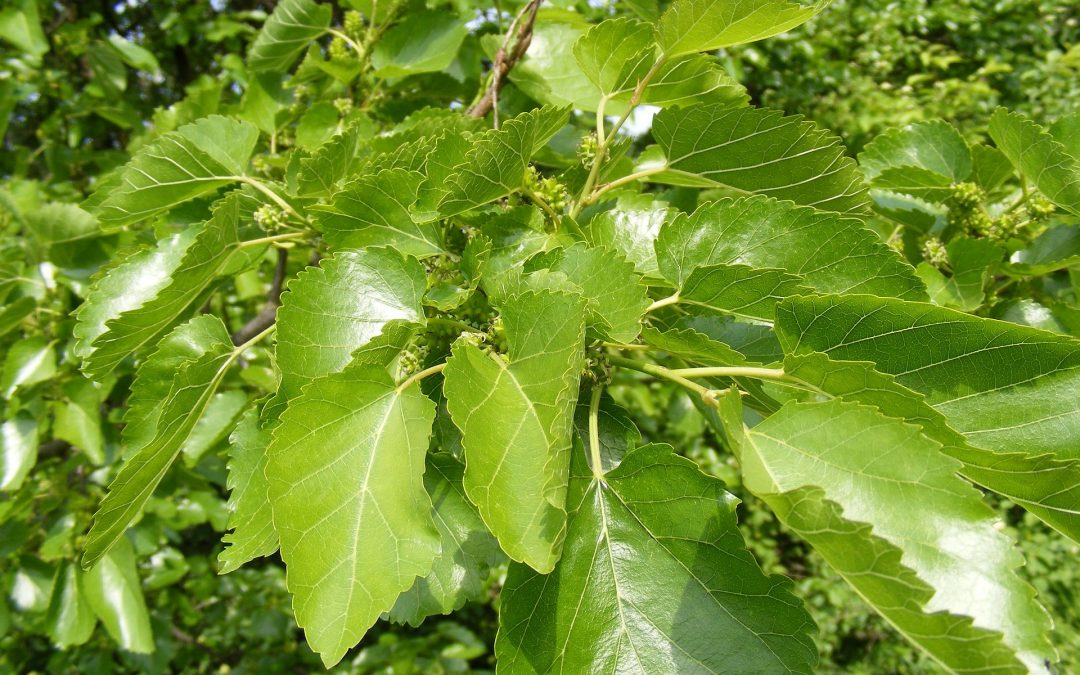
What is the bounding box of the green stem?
[585,165,666,206]
[236,176,306,222]
[607,354,712,399]
[396,362,447,394]
[238,232,307,249]
[522,185,561,221]
[427,316,477,333]
[588,386,605,480]
[233,324,276,357]
[569,57,666,219]
[327,28,366,60]
[646,293,680,312]
[668,365,788,381]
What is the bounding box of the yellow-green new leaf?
[443,290,586,572]
[267,362,439,667]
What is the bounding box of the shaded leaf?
[83,537,154,653]
[390,453,502,626]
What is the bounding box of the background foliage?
[1,0,1078,672]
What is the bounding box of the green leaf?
[294,101,340,150]
[371,11,467,78]
[24,202,112,269]
[871,166,955,203]
[723,395,1053,672]
[267,362,439,667]
[1050,111,1080,160]
[390,453,502,626]
[297,120,366,195]
[525,244,649,343]
[496,444,818,674]
[650,105,869,212]
[181,390,247,465]
[641,324,753,366]
[970,144,1015,193]
[775,294,1080,462]
[312,169,444,257]
[573,17,656,98]
[248,0,332,73]
[917,236,1003,311]
[0,0,49,57]
[54,377,106,464]
[639,53,749,109]
[780,351,1080,547]
[656,0,829,57]
[106,35,160,75]
[587,195,673,280]
[275,248,427,401]
[120,313,233,453]
[679,264,811,322]
[83,316,238,569]
[0,297,35,339]
[1007,224,1080,276]
[443,290,586,572]
[46,563,96,648]
[494,17,601,112]
[469,208,552,302]
[1,413,38,491]
[74,193,242,379]
[219,403,278,574]
[988,108,1080,217]
[83,537,154,654]
[656,196,924,299]
[87,115,260,228]
[859,120,973,182]
[1,336,56,397]
[438,106,570,217]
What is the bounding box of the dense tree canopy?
[1,0,1078,672]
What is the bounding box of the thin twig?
[468,0,543,121]
[231,248,289,346]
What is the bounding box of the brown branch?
[468,0,543,120]
[231,248,289,346]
